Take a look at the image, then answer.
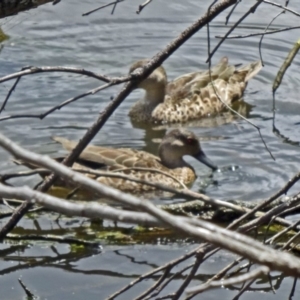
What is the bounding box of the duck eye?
[187,138,194,144]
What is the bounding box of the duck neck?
[143,83,165,106]
[159,148,189,169]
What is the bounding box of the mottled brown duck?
[15,129,216,195]
[128,57,262,123]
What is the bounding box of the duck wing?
[166,57,261,102]
[152,57,261,123]
[52,136,162,170]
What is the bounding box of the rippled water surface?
[1,1,300,299]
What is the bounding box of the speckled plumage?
[50,129,216,193]
[16,129,216,196]
[129,57,262,123]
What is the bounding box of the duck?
[128,57,262,124]
[15,129,217,195]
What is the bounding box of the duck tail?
[12,159,51,178]
[52,136,77,151]
[239,60,262,82]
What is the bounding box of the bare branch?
[1,134,300,278]
[186,266,269,295]
[215,26,300,39]
[136,0,153,14]
[82,0,125,16]
[262,0,300,17]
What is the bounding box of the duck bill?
[194,150,218,171]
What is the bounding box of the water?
[1,1,300,299]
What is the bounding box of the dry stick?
[206,0,264,62]
[136,0,153,14]
[0,0,240,240]
[18,278,36,299]
[0,79,134,239]
[238,193,300,233]
[0,65,131,119]
[263,202,300,251]
[82,0,125,16]
[166,4,220,299]
[0,77,21,113]
[0,66,115,84]
[186,266,269,295]
[7,233,101,248]
[107,256,189,300]
[228,172,300,230]
[72,166,188,190]
[263,215,279,244]
[6,136,298,261]
[225,0,241,25]
[232,278,259,300]
[268,220,300,245]
[206,0,274,160]
[156,247,221,300]
[111,182,300,299]
[238,260,255,294]
[262,0,299,17]
[134,266,173,300]
[113,227,276,300]
[227,261,254,278]
[0,133,291,257]
[172,251,205,300]
[289,278,297,300]
[267,272,276,294]
[152,182,300,298]
[258,8,286,66]
[282,229,300,250]
[7,163,300,223]
[11,164,244,212]
[0,169,49,181]
[157,205,284,299]
[0,82,113,122]
[185,195,300,298]
[277,203,300,217]
[9,164,188,191]
[272,39,300,131]
[1,174,295,277]
[0,184,161,226]
[0,67,131,121]
[146,264,194,300]
[215,25,300,39]
[198,256,244,285]
[141,249,220,300]
[271,0,295,94]
[111,0,122,15]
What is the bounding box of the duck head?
[158,129,217,171]
[129,59,167,105]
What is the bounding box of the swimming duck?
[16,129,217,195]
[128,57,262,123]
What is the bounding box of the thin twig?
[207,0,264,62]
[18,278,36,299]
[225,0,241,25]
[0,77,21,113]
[262,0,300,17]
[82,0,125,16]
[228,172,300,229]
[186,266,269,295]
[136,0,153,14]
[259,10,285,66]
[215,26,300,39]
[7,233,102,248]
